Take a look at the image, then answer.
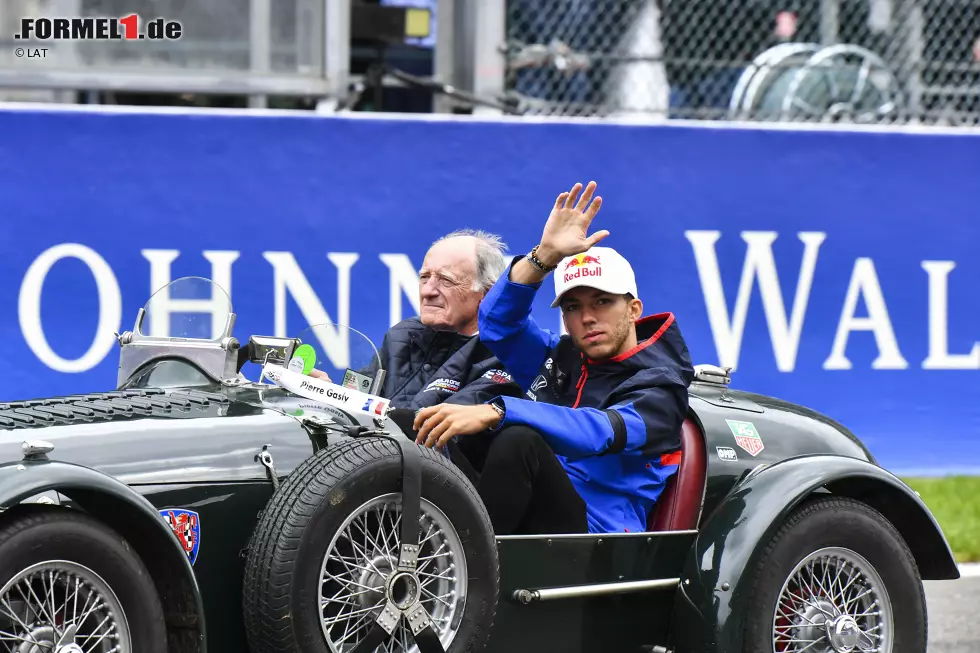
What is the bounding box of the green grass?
[902,476,980,563]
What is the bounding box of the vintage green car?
[0,277,958,653]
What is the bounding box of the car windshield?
[254,321,390,419]
[277,322,383,392]
[139,276,233,341]
[132,276,390,418]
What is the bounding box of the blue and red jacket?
[478,264,695,534]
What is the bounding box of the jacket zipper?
[572,362,588,408]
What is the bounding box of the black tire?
[243,436,499,653]
[0,507,168,653]
[742,496,927,653]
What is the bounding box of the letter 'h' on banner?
[143,250,240,339]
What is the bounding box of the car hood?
[0,386,318,485]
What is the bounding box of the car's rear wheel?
[0,507,168,653]
[742,496,927,653]
[242,436,499,653]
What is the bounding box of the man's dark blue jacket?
[371,317,524,410]
[478,265,695,534]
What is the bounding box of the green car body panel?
[0,359,959,653]
[670,453,959,653]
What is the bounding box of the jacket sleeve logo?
[526,374,549,401]
[482,369,513,384]
[425,378,461,393]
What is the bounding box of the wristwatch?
[489,398,506,428]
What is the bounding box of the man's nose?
[419,278,439,297]
[579,308,598,325]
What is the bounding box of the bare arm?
[476,180,611,388]
[508,251,556,285]
[509,180,608,285]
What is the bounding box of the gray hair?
[432,228,509,292]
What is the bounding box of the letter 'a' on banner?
[262,363,391,418]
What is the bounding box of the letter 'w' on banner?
[262,363,391,418]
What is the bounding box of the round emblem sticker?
[290,343,317,375]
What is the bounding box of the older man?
[370,228,523,411]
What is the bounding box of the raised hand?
[536,181,608,267]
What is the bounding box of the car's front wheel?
[0,507,168,653]
[242,436,499,653]
[742,496,927,653]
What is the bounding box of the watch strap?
[526,245,557,272]
[489,398,507,431]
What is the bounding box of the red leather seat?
[647,416,707,531]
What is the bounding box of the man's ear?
[629,297,643,321]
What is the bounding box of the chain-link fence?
[502,0,980,126]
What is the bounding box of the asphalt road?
[926,574,980,652]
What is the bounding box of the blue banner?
[1,106,977,475]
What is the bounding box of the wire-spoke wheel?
[743,497,927,653]
[777,45,902,124]
[243,437,499,653]
[772,547,892,653]
[318,493,467,653]
[0,509,167,653]
[0,560,131,653]
[728,43,903,123]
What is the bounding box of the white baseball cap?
[551,246,639,308]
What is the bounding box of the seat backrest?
[647,417,707,532]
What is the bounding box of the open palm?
[539,181,609,265]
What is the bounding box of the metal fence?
[2,0,979,127]
[502,0,980,126]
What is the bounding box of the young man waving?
[412,181,694,535]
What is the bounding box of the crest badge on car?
[161,508,202,565]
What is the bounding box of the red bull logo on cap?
[563,253,602,282]
[564,253,601,270]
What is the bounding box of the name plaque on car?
[262,363,391,418]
